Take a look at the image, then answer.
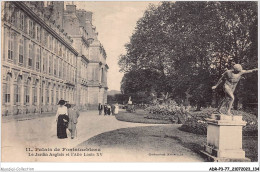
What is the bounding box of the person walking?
[107,104,111,115]
[111,104,115,115]
[104,104,107,115]
[114,103,119,115]
[98,103,103,115]
[55,100,69,139]
[66,104,80,139]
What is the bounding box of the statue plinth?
[201,114,250,162]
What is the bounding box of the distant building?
[1,1,108,116]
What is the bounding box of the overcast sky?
[67,1,160,91]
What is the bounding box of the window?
[8,32,14,60]
[54,57,57,76]
[33,87,37,103]
[49,55,52,74]
[55,39,58,54]
[46,87,49,104]
[49,36,53,50]
[36,26,40,41]
[58,43,62,56]
[24,85,30,104]
[19,12,24,30]
[15,85,20,103]
[44,31,48,46]
[69,52,72,64]
[43,51,46,72]
[51,89,54,104]
[3,78,11,103]
[9,5,16,25]
[19,38,24,64]
[28,44,33,67]
[39,88,42,103]
[29,20,34,38]
[63,46,66,59]
[36,48,40,70]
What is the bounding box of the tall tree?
[119,1,257,109]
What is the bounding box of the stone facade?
[1,1,108,116]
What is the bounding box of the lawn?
[110,109,258,161]
[77,124,258,162]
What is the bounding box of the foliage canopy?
[119,1,257,109]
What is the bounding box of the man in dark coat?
[111,104,115,115]
[66,104,80,139]
[104,104,107,116]
[98,103,103,115]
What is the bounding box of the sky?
[68,1,160,91]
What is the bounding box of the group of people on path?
[55,101,119,139]
[98,103,119,116]
[55,100,80,139]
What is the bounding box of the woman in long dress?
[55,100,69,139]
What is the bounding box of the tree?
[119,1,257,109]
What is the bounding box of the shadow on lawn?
[77,125,206,161]
[164,135,203,154]
[77,124,257,162]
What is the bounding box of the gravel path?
[1,110,204,162]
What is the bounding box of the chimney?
[66,4,76,13]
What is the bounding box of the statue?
[128,96,132,105]
[212,64,257,115]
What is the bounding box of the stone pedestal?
[201,114,250,162]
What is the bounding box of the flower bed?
[144,102,189,124]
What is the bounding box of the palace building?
[1,1,108,115]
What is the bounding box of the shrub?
[179,109,258,136]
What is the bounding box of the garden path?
[2,110,204,162]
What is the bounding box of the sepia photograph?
[0,0,258,170]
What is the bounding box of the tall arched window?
[28,43,33,67]
[25,78,30,104]
[8,31,14,60]
[15,76,22,104]
[19,38,24,64]
[3,74,11,104]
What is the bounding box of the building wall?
[1,2,107,115]
[1,1,108,115]
[63,4,108,109]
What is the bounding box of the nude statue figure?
[212,64,257,115]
